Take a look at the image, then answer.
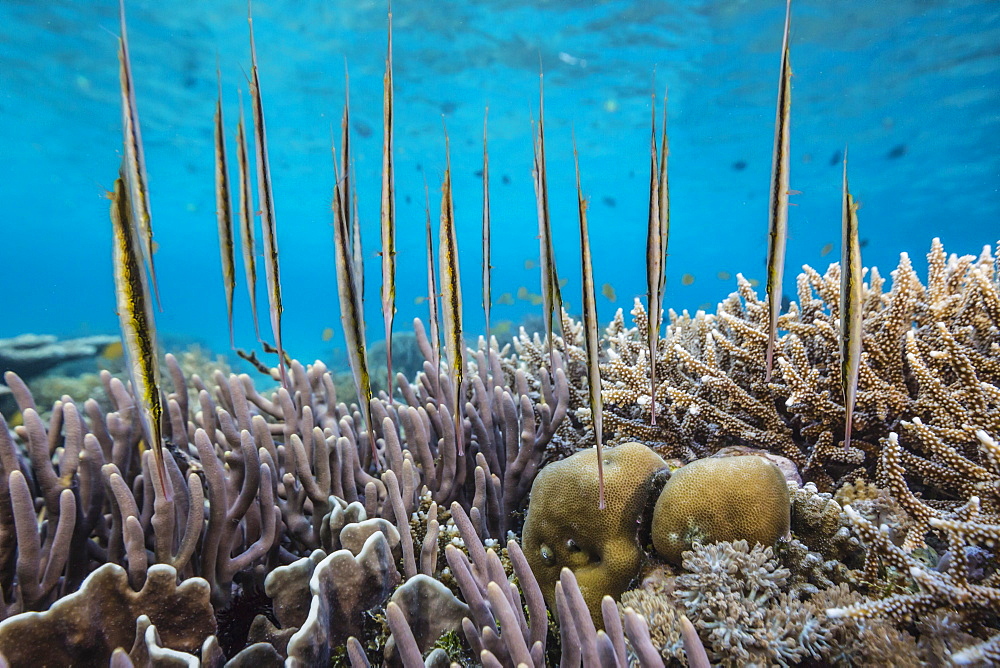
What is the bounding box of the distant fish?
[574,142,606,509]
[322,327,334,342]
[235,93,261,341]
[440,100,458,114]
[732,160,747,171]
[414,296,426,305]
[749,278,760,287]
[517,286,530,301]
[101,340,124,362]
[764,0,793,383]
[214,67,237,348]
[860,238,869,249]
[602,196,616,208]
[353,119,373,138]
[681,273,695,285]
[840,150,863,450]
[493,320,513,337]
[717,271,731,280]
[524,259,537,270]
[482,108,492,343]
[820,242,833,257]
[248,5,288,388]
[439,131,466,456]
[501,174,511,185]
[886,144,906,159]
[601,282,617,302]
[380,9,397,399]
[829,149,842,166]
[529,294,543,306]
[497,292,514,305]
[117,0,161,311]
[110,173,169,501]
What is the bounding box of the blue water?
[1,0,998,368]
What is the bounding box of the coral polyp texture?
[521,441,666,627]
[651,454,791,565]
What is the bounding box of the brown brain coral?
[652,455,791,564]
[521,441,666,627]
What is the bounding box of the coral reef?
[0,334,118,381]
[651,455,790,565]
[521,441,666,627]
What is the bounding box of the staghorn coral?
[651,455,790,565]
[521,441,666,628]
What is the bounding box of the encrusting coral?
[521,441,666,628]
[651,454,791,565]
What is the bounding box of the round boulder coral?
[652,455,790,565]
[522,442,666,626]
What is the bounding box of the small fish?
[482,108,492,344]
[886,144,906,160]
[529,295,543,306]
[681,273,694,285]
[214,67,237,349]
[117,0,161,311]
[717,271,731,280]
[601,196,616,208]
[749,277,761,287]
[493,320,513,337]
[532,70,563,354]
[574,142,606,509]
[423,177,441,374]
[439,130,466,456]
[732,160,747,171]
[332,143,376,465]
[840,149,863,450]
[820,242,833,257]
[248,6,288,389]
[601,283,617,302]
[322,327,334,342]
[829,149,842,166]
[235,92,261,341]
[517,286,530,301]
[524,259,537,270]
[764,0,792,383]
[501,174,511,185]
[101,340,124,361]
[414,296,426,305]
[110,173,169,501]
[380,9,397,400]
[497,292,514,306]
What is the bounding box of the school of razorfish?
[110,0,862,508]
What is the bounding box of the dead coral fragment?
[522,441,666,627]
[652,455,790,565]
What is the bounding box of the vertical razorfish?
[764,0,792,382]
[424,178,441,375]
[235,93,261,341]
[248,6,288,389]
[110,173,170,501]
[574,144,606,510]
[531,72,563,355]
[380,9,397,400]
[332,158,377,465]
[840,150,863,450]
[214,68,237,348]
[482,109,492,345]
[645,92,670,426]
[439,133,466,456]
[117,0,161,311]
[340,77,365,323]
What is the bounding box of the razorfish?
[214,68,237,348]
[439,132,466,456]
[646,91,670,425]
[380,9,397,399]
[424,178,442,375]
[332,138,377,465]
[248,5,288,388]
[531,72,563,356]
[482,109,492,345]
[235,93,262,341]
[764,0,792,382]
[840,149,863,450]
[110,173,170,501]
[574,143,606,510]
[117,0,161,311]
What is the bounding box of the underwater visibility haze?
[1,0,1000,666]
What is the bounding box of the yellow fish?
[517,286,530,301]
[524,259,536,270]
[101,341,125,361]
[681,273,695,285]
[717,271,731,280]
[321,327,334,342]
[820,243,833,257]
[493,320,513,337]
[601,283,617,302]
[497,292,514,305]
[414,296,426,305]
